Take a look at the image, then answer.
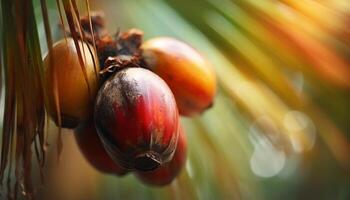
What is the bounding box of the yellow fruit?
[44,38,99,128]
[142,37,216,116]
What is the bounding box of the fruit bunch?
[43,12,216,186]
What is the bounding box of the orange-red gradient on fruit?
[94,67,179,172]
[136,125,187,186]
[142,37,216,116]
[74,120,127,176]
[44,38,99,128]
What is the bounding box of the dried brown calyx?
[79,11,108,40]
[97,29,143,79]
[63,12,144,80]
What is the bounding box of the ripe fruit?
[94,67,179,171]
[74,120,128,175]
[142,37,216,116]
[44,38,99,128]
[135,125,187,186]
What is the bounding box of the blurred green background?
[6,0,350,199]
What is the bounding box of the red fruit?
[74,120,127,176]
[136,125,187,186]
[142,37,216,116]
[94,67,179,171]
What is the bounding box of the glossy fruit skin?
[94,67,179,171]
[74,120,128,175]
[44,38,99,128]
[142,37,216,116]
[135,125,187,186]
